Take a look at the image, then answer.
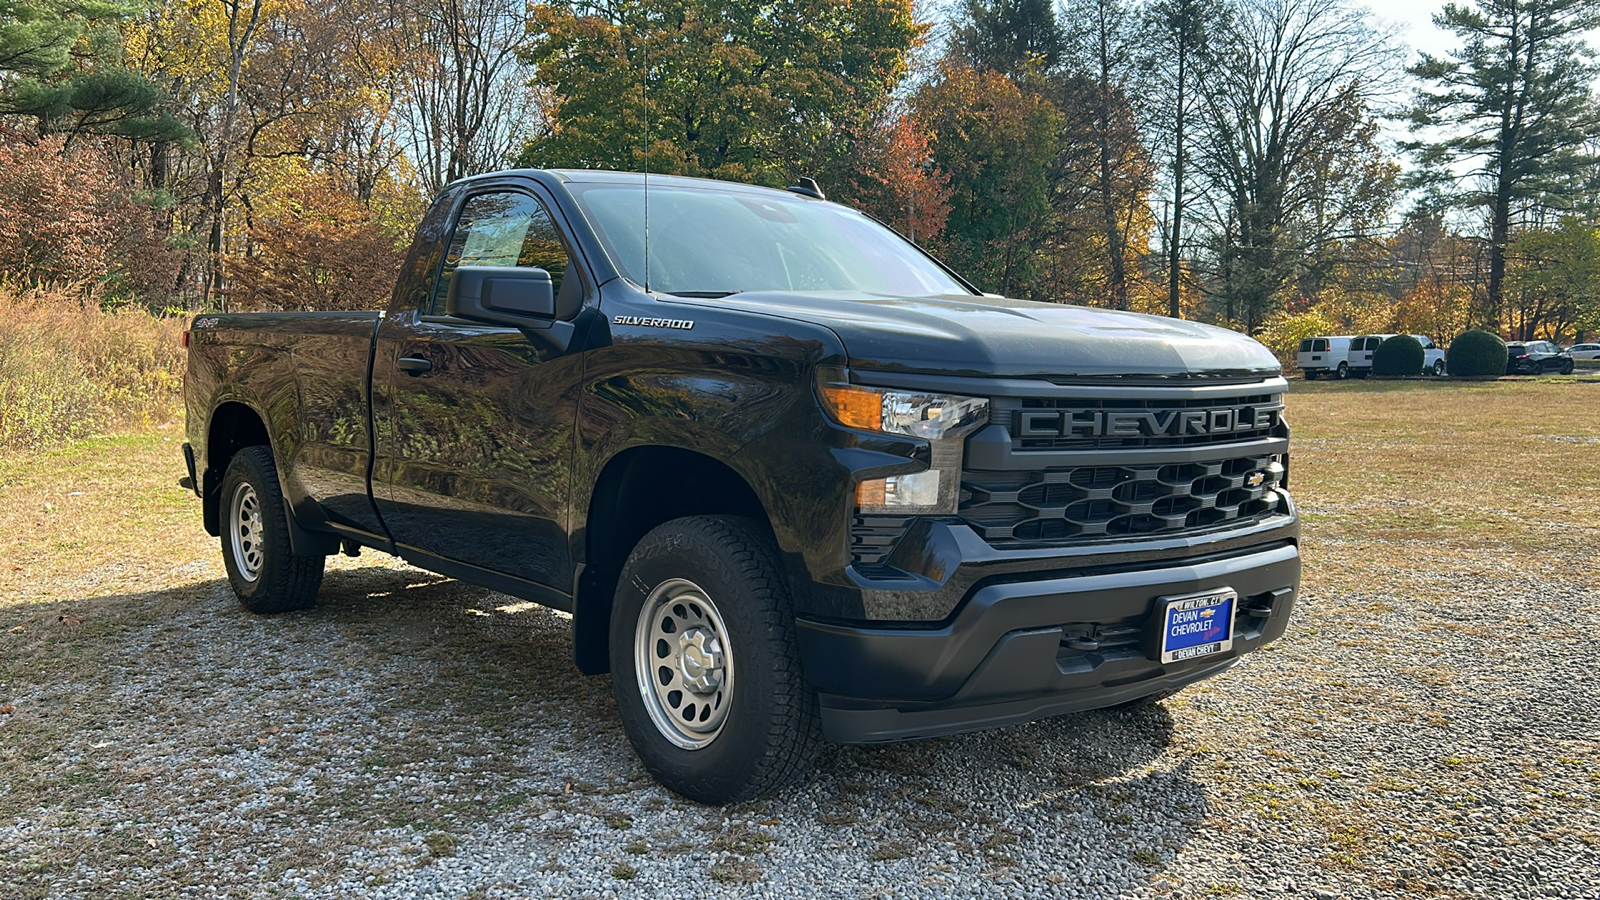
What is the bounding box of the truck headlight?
[820,383,989,514]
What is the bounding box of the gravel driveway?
[2,549,1595,900]
[3,384,1598,899]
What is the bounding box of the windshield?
[568,182,971,298]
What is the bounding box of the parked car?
[1565,343,1600,360]
[181,168,1301,803]
[1297,335,1352,379]
[1506,341,1574,375]
[1350,334,1447,377]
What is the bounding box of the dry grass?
[0,285,185,451]
[0,429,207,604]
[1287,377,1600,587]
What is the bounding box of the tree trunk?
[1167,26,1187,320]
[1096,8,1128,310]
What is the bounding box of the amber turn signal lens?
[855,478,887,508]
[820,385,884,431]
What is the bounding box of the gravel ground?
[3,385,1600,899]
[2,546,1596,900]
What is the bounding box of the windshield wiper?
[666,290,743,298]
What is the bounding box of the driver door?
[371,184,587,593]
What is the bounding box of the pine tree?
[952,0,1066,76]
[1406,0,1600,327]
[0,0,187,142]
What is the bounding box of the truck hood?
[673,292,1281,380]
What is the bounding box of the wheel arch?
[203,400,272,536]
[572,445,774,676]
[204,399,338,556]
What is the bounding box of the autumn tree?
[518,0,923,187]
[388,0,541,194]
[1061,0,1153,310]
[127,0,420,304]
[913,62,1061,295]
[835,111,952,245]
[1193,0,1398,330]
[228,172,405,311]
[1504,218,1600,338]
[1141,0,1218,317]
[1405,0,1600,328]
[0,129,181,299]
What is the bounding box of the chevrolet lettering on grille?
[1015,403,1284,439]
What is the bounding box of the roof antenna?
[641,30,650,292]
[786,176,825,201]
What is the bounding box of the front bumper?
[798,541,1299,743]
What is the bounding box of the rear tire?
[1336,361,1349,379]
[219,446,325,613]
[1304,370,1318,381]
[609,516,822,804]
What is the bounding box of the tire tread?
[221,446,324,614]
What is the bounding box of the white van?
[1297,336,1352,379]
[1352,334,1448,377]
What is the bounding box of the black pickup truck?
[183,169,1300,803]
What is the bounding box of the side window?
[430,191,572,315]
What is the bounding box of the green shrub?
[1372,335,1424,376]
[1446,330,1508,377]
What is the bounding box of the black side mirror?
[446,265,556,326]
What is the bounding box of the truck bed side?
[186,311,386,542]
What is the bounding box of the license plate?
[1159,588,1237,664]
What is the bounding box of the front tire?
[1336,361,1349,379]
[609,516,821,804]
[1432,360,1445,376]
[219,446,325,613]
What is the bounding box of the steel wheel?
[229,481,265,583]
[634,577,735,750]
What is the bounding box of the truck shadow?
[3,563,1204,894]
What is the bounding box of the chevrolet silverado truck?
[183,169,1300,803]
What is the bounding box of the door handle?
[397,356,433,375]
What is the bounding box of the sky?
[1373,0,1456,62]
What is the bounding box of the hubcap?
[229,482,265,582]
[634,578,735,750]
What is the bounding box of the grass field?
[1,378,1597,897]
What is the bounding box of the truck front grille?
[998,391,1284,451]
[959,453,1284,544]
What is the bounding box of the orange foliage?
[0,131,182,301]
[228,175,405,312]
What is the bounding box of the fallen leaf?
[262,725,282,734]
[0,705,14,715]
[760,818,779,826]
[564,782,572,795]
[57,615,84,626]
[145,838,158,848]
[7,625,23,633]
